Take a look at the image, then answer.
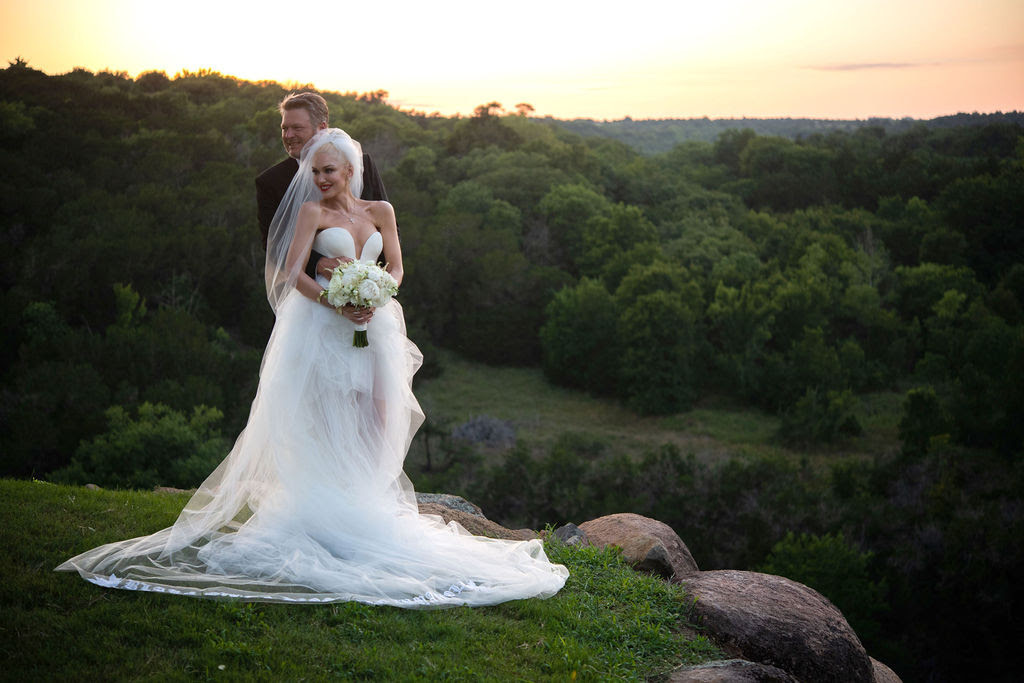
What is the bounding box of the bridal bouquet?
[326,261,399,347]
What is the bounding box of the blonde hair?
[304,130,363,199]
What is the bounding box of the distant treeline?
[1,61,1022,682]
[556,111,1024,154]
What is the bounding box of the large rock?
[153,486,191,494]
[578,513,699,580]
[414,492,485,518]
[682,570,872,683]
[668,659,797,682]
[417,502,535,541]
[870,657,902,683]
[552,523,588,546]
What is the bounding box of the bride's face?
[311,149,353,200]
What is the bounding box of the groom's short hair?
[279,92,329,128]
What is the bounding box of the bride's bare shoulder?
[364,200,396,222]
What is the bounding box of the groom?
[255,91,389,276]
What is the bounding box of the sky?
[2,0,1022,120]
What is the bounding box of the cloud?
[988,43,1024,60]
[809,62,925,72]
[809,45,1024,72]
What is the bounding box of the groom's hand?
[317,255,353,279]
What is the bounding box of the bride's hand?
[317,255,353,279]
[338,304,374,324]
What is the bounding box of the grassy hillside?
[412,351,904,466]
[0,479,720,681]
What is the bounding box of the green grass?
[0,479,721,681]
[657,408,779,446]
[415,353,775,461]
[415,352,903,465]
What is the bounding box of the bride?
[56,129,568,607]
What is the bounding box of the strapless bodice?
[313,228,383,263]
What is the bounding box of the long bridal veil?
[55,129,568,606]
[264,128,364,315]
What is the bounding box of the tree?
[705,280,776,397]
[514,103,535,117]
[713,128,756,174]
[538,183,613,272]
[777,387,863,446]
[539,278,621,395]
[619,291,703,414]
[937,171,1024,285]
[738,136,839,211]
[898,386,951,457]
[615,261,702,310]
[135,70,170,92]
[446,104,522,154]
[894,262,983,323]
[577,203,658,281]
[473,101,503,118]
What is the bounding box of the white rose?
[326,279,346,307]
[358,279,381,303]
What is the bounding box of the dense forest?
[1,60,1022,681]
[557,111,1024,154]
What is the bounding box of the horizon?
[7,60,1020,124]
[2,0,1022,120]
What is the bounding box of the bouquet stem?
[353,324,369,348]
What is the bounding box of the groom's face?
[281,108,318,159]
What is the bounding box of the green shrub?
[777,388,863,446]
[51,402,228,489]
[898,385,951,457]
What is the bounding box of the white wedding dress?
[56,227,568,607]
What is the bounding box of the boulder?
[870,657,902,683]
[414,492,485,518]
[552,523,588,546]
[417,502,535,541]
[578,513,699,579]
[153,486,191,494]
[682,570,872,683]
[668,659,798,682]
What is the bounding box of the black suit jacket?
[255,152,389,275]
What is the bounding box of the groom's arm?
[256,167,321,278]
[361,153,388,202]
[255,175,278,250]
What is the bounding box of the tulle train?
[56,292,568,607]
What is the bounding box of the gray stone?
[552,523,588,546]
[417,502,535,541]
[668,659,798,682]
[414,492,485,518]
[153,486,191,494]
[578,512,699,580]
[682,570,872,683]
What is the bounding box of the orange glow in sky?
[2,0,1022,119]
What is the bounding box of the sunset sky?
[2,0,1022,120]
